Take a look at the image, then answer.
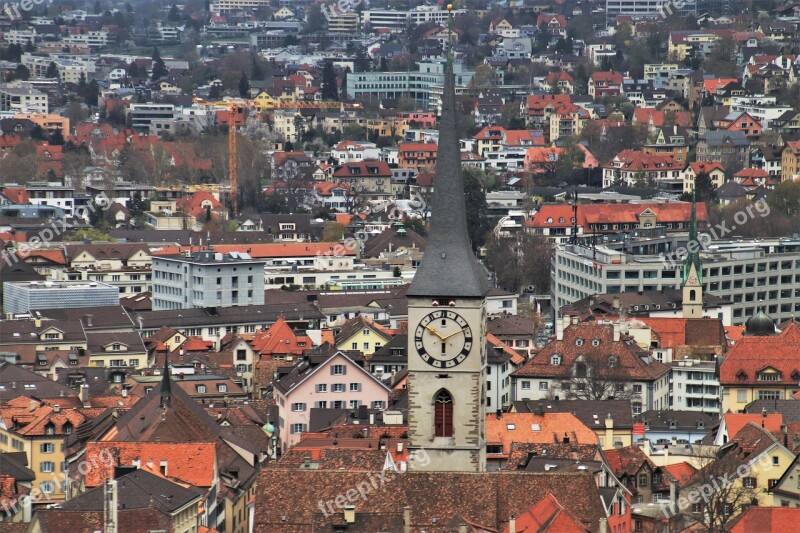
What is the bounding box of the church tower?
[682,189,703,319]
[406,5,489,472]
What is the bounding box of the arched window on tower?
[434,389,454,437]
[689,289,696,301]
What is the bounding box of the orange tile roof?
[729,507,800,533]
[703,78,739,94]
[251,317,312,356]
[636,317,688,348]
[1,187,28,204]
[689,161,725,174]
[663,462,697,487]
[485,412,598,456]
[724,325,745,345]
[723,413,783,440]
[15,248,67,264]
[398,142,437,152]
[504,493,586,533]
[84,441,216,488]
[719,323,800,385]
[211,242,356,258]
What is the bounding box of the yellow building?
[0,399,87,507]
[781,141,800,181]
[719,321,800,414]
[14,113,69,136]
[253,91,277,111]
[334,315,392,357]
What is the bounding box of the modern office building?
[605,0,696,24]
[3,280,120,315]
[552,233,800,325]
[361,6,466,32]
[127,104,177,131]
[152,250,266,310]
[346,60,475,111]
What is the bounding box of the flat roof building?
[152,250,266,310]
[3,280,120,315]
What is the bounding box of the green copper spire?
[683,187,702,285]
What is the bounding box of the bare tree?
[673,444,764,532]
[484,232,553,294]
[562,351,643,402]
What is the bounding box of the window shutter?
[330,366,335,375]
[343,365,347,375]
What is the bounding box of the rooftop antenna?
[569,190,579,246]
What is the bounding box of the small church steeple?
[682,189,703,318]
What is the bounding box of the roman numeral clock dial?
[413,310,473,368]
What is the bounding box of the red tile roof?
[486,412,599,456]
[728,505,800,532]
[505,493,586,532]
[84,441,216,488]
[663,462,697,487]
[719,323,800,385]
[211,242,356,258]
[251,317,312,356]
[1,187,28,204]
[723,413,783,440]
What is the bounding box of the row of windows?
[312,383,362,395]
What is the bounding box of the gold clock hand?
[425,325,445,340]
[441,327,469,341]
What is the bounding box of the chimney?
[403,506,412,533]
[121,388,128,398]
[556,316,566,340]
[571,315,578,325]
[613,322,620,342]
[53,404,60,413]
[612,296,620,310]
[397,442,404,453]
[343,505,355,524]
[83,315,93,327]
[495,409,502,419]
[28,399,36,412]
[670,479,678,507]
[34,318,41,328]
[80,383,89,404]
[599,517,608,533]
[605,413,614,447]
[508,515,516,533]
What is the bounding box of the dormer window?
[576,338,584,346]
[608,356,618,368]
[551,354,561,366]
[45,422,55,435]
[592,339,601,347]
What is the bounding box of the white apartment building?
[729,95,792,129]
[361,6,466,32]
[210,0,271,14]
[0,85,48,113]
[4,30,36,45]
[26,181,75,215]
[21,54,90,84]
[63,31,108,48]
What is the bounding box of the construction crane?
[224,99,255,217]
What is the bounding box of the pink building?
[274,351,392,453]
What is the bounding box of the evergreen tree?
[151,47,168,81]
[45,61,59,79]
[209,84,222,99]
[127,61,139,78]
[251,56,264,80]
[85,80,99,107]
[379,56,388,72]
[238,72,250,97]
[353,45,372,72]
[168,5,181,21]
[321,60,338,101]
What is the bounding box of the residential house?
[695,130,750,171]
[719,320,800,413]
[273,350,392,452]
[398,142,437,170]
[781,141,800,181]
[683,161,726,193]
[332,160,393,202]
[334,315,393,357]
[510,321,671,415]
[589,72,624,99]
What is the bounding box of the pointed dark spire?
[160,352,171,408]
[407,5,488,298]
[683,187,702,285]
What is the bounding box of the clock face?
[413,310,473,368]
